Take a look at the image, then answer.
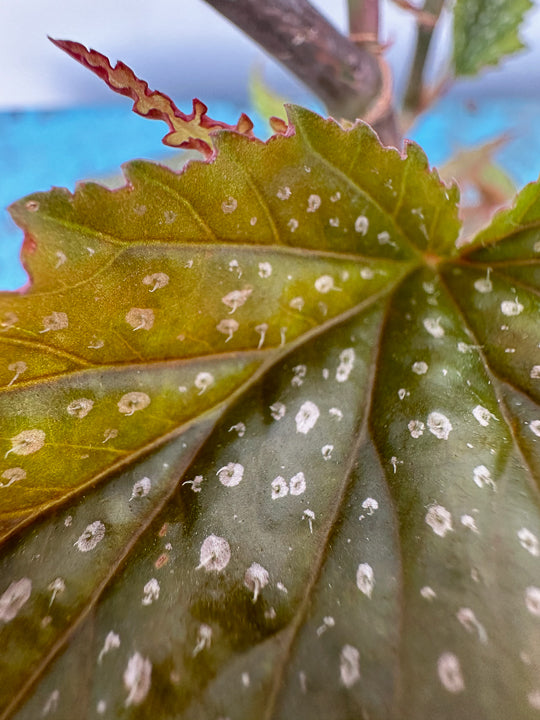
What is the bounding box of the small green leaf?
[453,0,532,76]
[248,66,288,128]
[1,105,539,719]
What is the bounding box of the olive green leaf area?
[453,0,532,76]
[0,106,539,720]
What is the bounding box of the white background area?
[0,0,539,110]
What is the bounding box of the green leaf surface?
[453,0,532,76]
[1,106,539,719]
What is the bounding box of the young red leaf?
[49,39,254,158]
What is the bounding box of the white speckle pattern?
[336,348,355,383]
[472,405,494,427]
[221,197,237,213]
[423,318,445,338]
[525,587,540,616]
[530,420,540,437]
[356,563,375,598]
[130,476,151,500]
[142,578,160,606]
[316,615,335,636]
[217,462,244,487]
[195,372,214,394]
[216,318,239,342]
[425,505,453,537]
[270,402,286,421]
[7,361,27,386]
[457,607,487,643]
[183,475,204,493]
[74,520,106,552]
[361,498,378,515]
[47,577,66,607]
[117,392,150,415]
[291,365,307,387]
[125,308,154,331]
[124,652,152,707]
[192,623,213,656]
[66,398,94,419]
[412,361,428,375]
[303,509,315,533]
[354,215,369,235]
[271,476,288,499]
[244,563,270,602]
[289,472,307,496]
[472,465,495,490]
[255,323,268,349]
[474,274,492,293]
[97,700,106,714]
[501,299,524,316]
[143,273,169,292]
[0,578,32,622]
[41,690,60,716]
[321,444,334,460]
[437,652,465,693]
[530,366,540,379]
[276,186,291,200]
[314,275,338,293]
[40,312,68,333]
[295,401,320,434]
[229,422,246,438]
[528,691,540,710]
[408,420,425,438]
[289,296,305,311]
[221,287,253,313]
[518,528,540,556]
[427,412,453,440]
[329,407,343,420]
[6,429,45,457]
[461,515,479,533]
[0,467,26,488]
[288,218,299,232]
[197,535,231,572]
[340,645,361,688]
[258,262,272,278]
[420,586,436,600]
[307,194,321,212]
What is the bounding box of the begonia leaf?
[453,0,532,76]
[1,104,539,720]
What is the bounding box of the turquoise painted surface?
[1,96,540,290]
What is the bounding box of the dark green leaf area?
[372,268,540,718]
[271,439,401,720]
[462,179,540,261]
[8,306,385,719]
[453,0,532,76]
[0,355,260,536]
[441,264,540,405]
[1,417,217,717]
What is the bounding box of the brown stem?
[348,0,379,40]
[201,0,401,147]
[402,0,446,117]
